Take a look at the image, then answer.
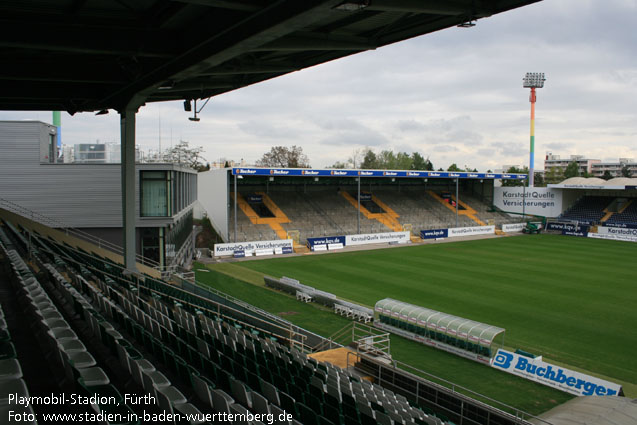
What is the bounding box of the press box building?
[0,120,197,270]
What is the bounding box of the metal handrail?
[0,197,164,269]
[312,322,352,352]
[350,351,555,425]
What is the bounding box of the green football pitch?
[196,234,636,415]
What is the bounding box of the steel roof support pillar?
[120,107,138,272]
[234,174,238,242]
[455,178,459,228]
[357,176,361,234]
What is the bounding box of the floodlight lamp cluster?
[523,72,546,88]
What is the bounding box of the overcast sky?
[2,0,636,171]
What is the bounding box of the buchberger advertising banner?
[492,349,622,397]
[448,225,495,238]
[493,187,562,217]
[214,239,293,257]
[345,231,410,246]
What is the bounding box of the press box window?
[141,171,171,217]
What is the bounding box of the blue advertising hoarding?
[562,230,589,237]
[420,229,448,239]
[306,236,346,248]
[245,194,263,203]
[546,222,589,233]
[603,222,637,229]
[232,167,526,180]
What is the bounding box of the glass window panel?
[141,171,168,216]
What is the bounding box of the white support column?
[357,176,361,234]
[455,178,459,228]
[234,174,238,242]
[120,108,137,272]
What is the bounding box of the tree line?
[256,145,485,172]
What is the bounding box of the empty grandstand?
[558,196,612,225]
[604,199,637,226]
[198,168,526,245]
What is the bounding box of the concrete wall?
[196,168,229,242]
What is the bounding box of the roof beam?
[196,63,301,76]
[98,0,347,109]
[253,32,373,51]
[169,0,263,12]
[366,0,479,16]
[0,22,179,58]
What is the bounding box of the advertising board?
[420,229,448,239]
[546,222,584,232]
[306,236,346,248]
[233,167,526,180]
[345,231,410,246]
[214,239,293,257]
[492,349,622,396]
[448,225,495,238]
[493,187,562,217]
[603,222,637,229]
[501,223,525,233]
[596,226,637,238]
[589,228,637,242]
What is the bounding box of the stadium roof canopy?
[0,0,540,114]
[549,177,637,190]
[233,167,526,180]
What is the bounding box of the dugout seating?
[0,219,456,425]
[376,314,491,358]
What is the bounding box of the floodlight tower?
[523,72,545,187]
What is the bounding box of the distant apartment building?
[73,142,120,163]
[544,153,600,175]
[210,158,248,169]
[591,158,637,177]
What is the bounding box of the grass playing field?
[196,234,637,415]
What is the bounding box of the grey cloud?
[488,142,525,158]
[319,130,388,147]
[237,121,299,139]
[545,142,573,151]
[395,120,426,132]
[315,118,389,147]
[433,145,459,153]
